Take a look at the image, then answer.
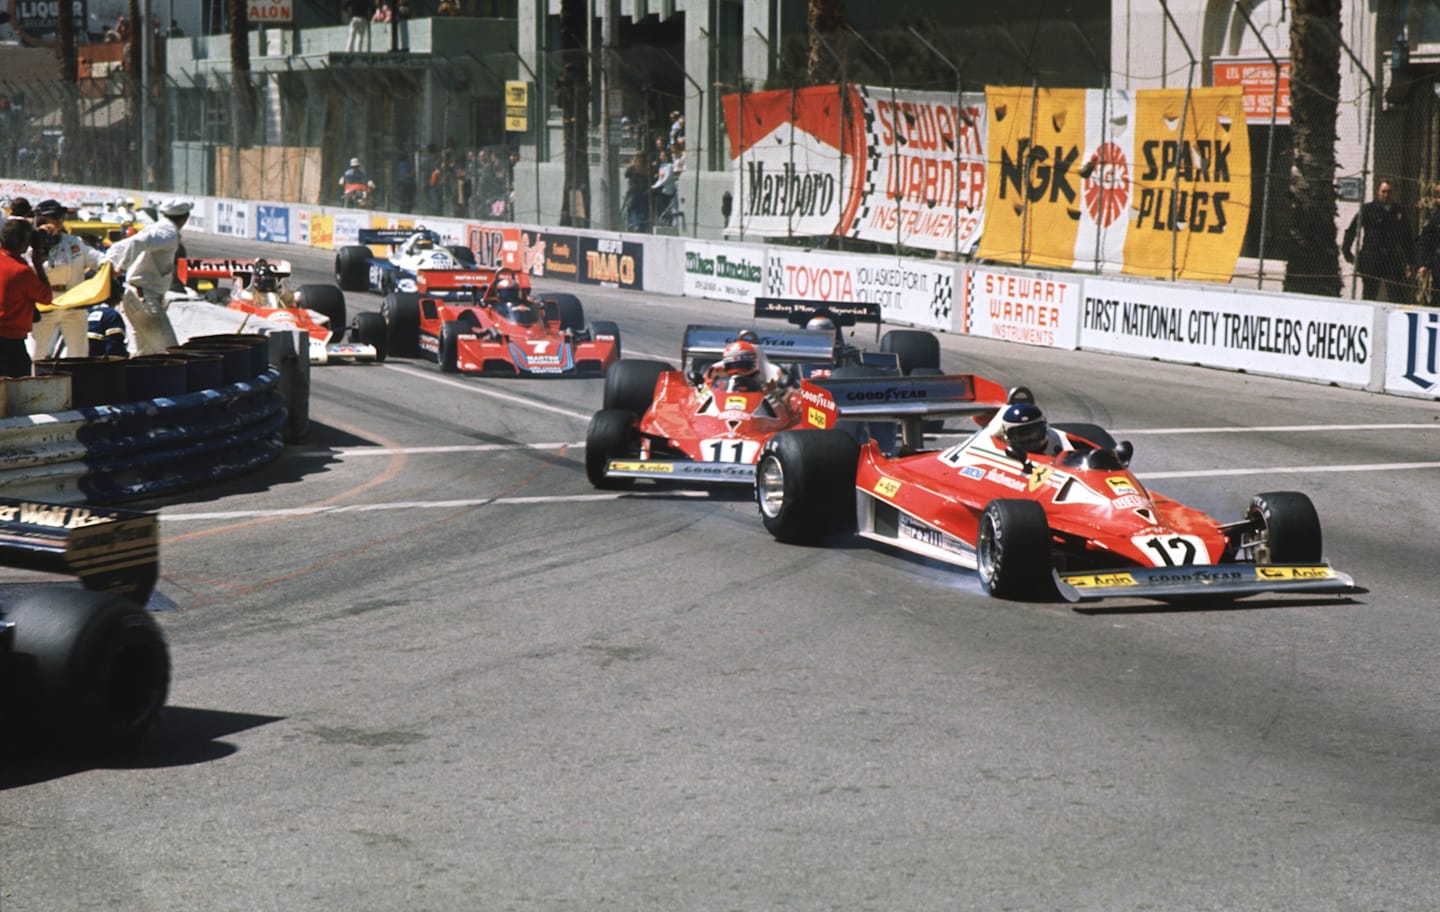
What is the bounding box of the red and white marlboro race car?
[381,267,620,376]
[175,257,386,364]
[751,375,1357,604]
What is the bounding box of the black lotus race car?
[1,499,170,756]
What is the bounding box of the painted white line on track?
[160,490,710,522]
[298,442,584,457]
[381,363,592,421]
[1138,460,1440,479]
[1118,422,1440,435]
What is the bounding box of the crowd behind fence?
[0,16,1433,299]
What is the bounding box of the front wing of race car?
[310,337,381,365]
[1053,563,1356,603]
[600,457,757,485]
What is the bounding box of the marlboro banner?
[978,85,1250,281]
[721,86,987,256]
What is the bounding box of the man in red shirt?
[0,217,53,377]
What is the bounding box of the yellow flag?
[42,262,113,312]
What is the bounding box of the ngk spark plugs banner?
[961,268,1081,349]
[722,86,864,238]
[978,86,1250,281]
[845,87,987,254]
[1081,279,1373,386]
[764,249,953,331]
[720,86,986,255]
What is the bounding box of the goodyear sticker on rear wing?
[1054,563,1355,603]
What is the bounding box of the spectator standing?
[395,151,417,213]
[103,198,190,356]
[668,111,685,148]
[0,218,52,377]
[31,198,103,358]
[339,157,375,206]
[391,0,411,50]
[1343,179,1414,303]
[343,0,371,52]
[1414,183,1440,306]
[623,151,651,232]
[438,0,461,14]
[371,0,391,26]
[651,148,678,227]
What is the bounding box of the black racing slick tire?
[585,409,638,489]
[353,311,388,362]
[976,499,1054,600]
[447,245,477,268]
[7,589,170,754]
[1248,491,1323,563]
[439,320,465,373]
[548,293,586,333]
[334,245,372,291]
[299,284,346,330]
[381,292,422,358]
[603,358,672,415]
[756,430,861,544]
[880,329,941,374]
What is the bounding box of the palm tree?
[557,0,590,227]
[1284,0,1343,297]
[228,0,254,197]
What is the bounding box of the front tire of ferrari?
[603,359,673,414]
[976,499,1053,600]
[299,284,347,330]
[8,589,170,755]
[439,320,464,373]
[353,311,388,362]
[586,409,638,489]
[1248,491,1322,563]
[381,292,421,358]
[880,330,941,374]
[756,430,860,544]
[334,245,372,291]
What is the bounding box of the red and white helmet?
[721,339,760,378]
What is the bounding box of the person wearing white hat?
[339,158,375,207]
[102,198,191,355]
[30,198,104,358]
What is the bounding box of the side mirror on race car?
[1116,440,1133,467]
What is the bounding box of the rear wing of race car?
[753,297,882,328]
[682,324,837,372]
[358,228,437,247]
[175,258,293,286]
[801,372,1011,426]
[415,269,507,295]
[0,499,158,604]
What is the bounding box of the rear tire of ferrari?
[439,320,464,373]
[976,499,1053,600]
[353,311,388,362]
[334,245,371,291]
[7,589,170,755]
[382,292,421,358]
[300,284,346,330]
[756,430,861,544]
[1249,491,1322,563]
[603,359,672,414]
[586,409,638,489]
[880,330,941,374]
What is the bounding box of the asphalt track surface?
[3,235,1439,911]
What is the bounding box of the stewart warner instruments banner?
[977,86,1251,281]
[721,86,987,255]
[723,84,1252,281]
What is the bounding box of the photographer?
[31,199,103,358]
